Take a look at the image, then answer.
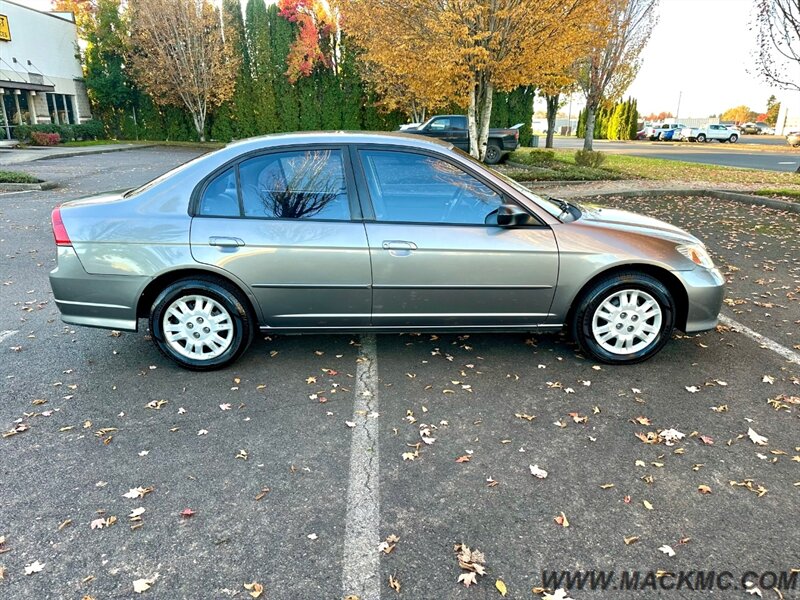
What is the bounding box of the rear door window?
[239,149,351,220]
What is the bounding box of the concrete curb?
[0,180,58,192]
[567,187,800,214]
[34,144,157,162]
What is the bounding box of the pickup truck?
[681,124,739,143]
[400,115,520,164]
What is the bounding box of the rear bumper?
[49,246,145,332]
[679,266,725,333]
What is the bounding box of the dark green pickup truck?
[400,115,520,164]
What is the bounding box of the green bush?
[507,148,555,166]
[574,149,606,168]
[15,123,76,142]
[73,119,105,140]
[0,170,40,183]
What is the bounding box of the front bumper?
[678,266,725,333]
[49,246,146,332]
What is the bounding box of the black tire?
[729,134,738,143]
[484,144,502,165]
[696,134,707,142]
[570,272,675,365]
[149,277,254,370]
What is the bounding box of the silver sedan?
[49,132,724,369]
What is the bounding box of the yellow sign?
[0,15,10,42]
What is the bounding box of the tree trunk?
[583,105,596,151]
[545,93,559,148]
[467,81,479,159]
[467,72,494,161]
[191,109,206,142]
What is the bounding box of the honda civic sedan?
[49,132,724,370]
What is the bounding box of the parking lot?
[1,148,798,599]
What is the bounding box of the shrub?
[0,170,40,183]
[507,148,555,166]
[14,123,75,142]
[30,132,61,146]
[73,119,105,140]
[574,149,606,168]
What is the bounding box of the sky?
[15,0,784,118]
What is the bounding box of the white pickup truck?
[681,124,739,143]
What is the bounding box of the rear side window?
[239,149,351,220]
[198,167,239,217]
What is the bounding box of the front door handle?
[209,236,245,248]
[382,240,417,251]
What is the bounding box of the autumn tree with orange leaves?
[126,0,239,141]
[338,0,608,160]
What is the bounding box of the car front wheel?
[571,272,675,364]
[696,134,706,142]
[729,134,738,143]
[149,277,254,370]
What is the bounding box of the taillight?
[514,129,519,140]
[51,206,72,246]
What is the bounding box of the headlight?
[677,243,715,268]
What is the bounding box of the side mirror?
[496,203,531,227]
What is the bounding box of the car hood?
[575,203,701,244]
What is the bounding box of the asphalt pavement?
[552,136,800,172]
[1,148,799,599]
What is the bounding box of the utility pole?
[675,91,682,121]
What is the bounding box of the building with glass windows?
[0,0,92,140]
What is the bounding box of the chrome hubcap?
[592,289,662,355]
[163,294,233,360]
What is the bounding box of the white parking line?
[342,334,381,600]
[719,315,800,365]
[0,330,19,343]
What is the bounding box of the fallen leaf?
[180,508,195,518]
[529,464,548,479]
[455,455,471,463]
[543,589,574,600]
[458,572,478,588]
[747,428,768,446]
[698,485,712,494]
[243,581,264,598]
[133,574,158,593]
[24,560,45,575]
[496,578,508,596]
[554,512,569,527]
[643,500,654,510]
[388,574,401,593]
[659,544,676,557]
[623,535,639,545]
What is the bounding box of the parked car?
[400,115,519,164]
[398,122,421,131]
[645,123,688,141]
[681,124,739,143]
[739,122,770,135]
[49,132,724,370]
[786,131,800,147]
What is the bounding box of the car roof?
[224,130,455,154]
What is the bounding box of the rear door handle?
[382,240,417,251]
[209,236,245,248]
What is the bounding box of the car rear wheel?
[729,134,738,143]
[149,277,254,370]
[484,144,502,165]
[696,134,706,142]
[571,272,675,365]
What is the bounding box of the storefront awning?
[0,79,55,93]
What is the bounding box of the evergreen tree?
[246,0,279,134]
[629,98,639,140]
[268,4,299,132]
[339,38,364,129]
[319,69,343,129]
[223,0,253,139]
